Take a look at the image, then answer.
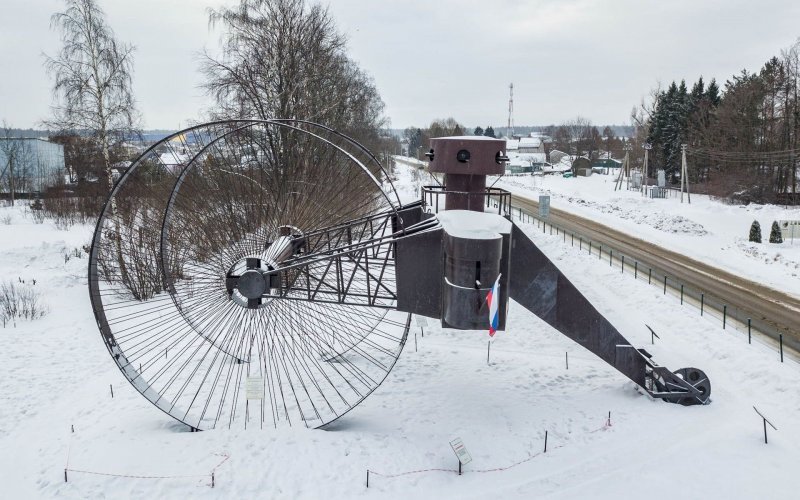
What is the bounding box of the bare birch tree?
[43,0,139,204]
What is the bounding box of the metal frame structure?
[89,123,710,432]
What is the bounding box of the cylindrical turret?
[427,136,507,212]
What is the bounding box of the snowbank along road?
[510,193,800,353]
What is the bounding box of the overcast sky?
[2,0,799,131]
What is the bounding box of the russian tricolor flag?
[487,274,501,337]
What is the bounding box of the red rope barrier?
[64,450,230,485]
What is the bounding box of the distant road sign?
[539,195,550,218]
[415,316,428,327]
[449,437,473,465]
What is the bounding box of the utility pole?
[615,144,631,191]
[507,83,515,138]
[642,143,652,195]
[681,144,691,204]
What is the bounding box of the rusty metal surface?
[508,222,647,387]
[428,136,506,176]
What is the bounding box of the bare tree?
[562,116,597,158]
[43,0,139,205]
[201,0,386,144]
[0,123,34,206]
[0,123,19,205]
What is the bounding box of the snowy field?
[491,170,800,298]
[1,162,800,498]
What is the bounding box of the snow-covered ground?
[1,161,799,498]
[491,171,800,298]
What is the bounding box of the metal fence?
[505,202,799,366]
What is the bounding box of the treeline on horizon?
[635,39,800,204]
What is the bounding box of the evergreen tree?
[484,126,496,138]
[473,126,484,136]
[749,220,762,243]
[705,78,720,106]
[769,221,783,243]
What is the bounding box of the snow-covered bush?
[0,280,48,324]
[769,221,783,244]
[748,220,761,243]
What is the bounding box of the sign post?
[415,315,428,337]
[449,437,472,475]
[538,195,550,218]
[246,376,264,400]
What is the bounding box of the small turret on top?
[426,136,509,212]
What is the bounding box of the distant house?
[518,136,544,154]
[0,138,65,196]
[590,158,622,170]
[549,149,568,164]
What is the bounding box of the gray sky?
[2,0,799,130]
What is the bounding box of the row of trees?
[636,39,800,203]
[402,118,628,162]
[5,0,391,211]
[472,126,497,138]
[403,118,465,158]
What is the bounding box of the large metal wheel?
[89,120,409,430]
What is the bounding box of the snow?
[437,210,511,239]
[2,160,800,499]
[493,172,800,298]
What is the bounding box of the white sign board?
[415,316,428,327]
[538,195,550,218]
[779,220,800,241]
[449,437,473,465]
[246,376,264,400]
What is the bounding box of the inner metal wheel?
[89,120,409,430]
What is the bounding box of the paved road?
[510,193,800,353]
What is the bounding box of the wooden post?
[544,430,548,453]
